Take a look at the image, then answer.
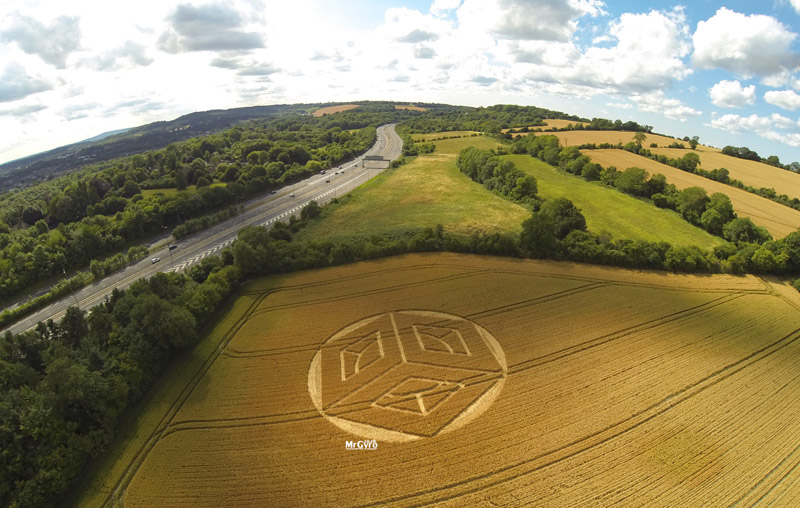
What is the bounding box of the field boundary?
[100,290,271,507]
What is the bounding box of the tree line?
[0,118,381,305]
[504,136,800,275]
[575,138,800,213]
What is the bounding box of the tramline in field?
[87,253,800,507]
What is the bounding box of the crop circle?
[308,310,507,442]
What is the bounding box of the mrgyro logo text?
[345,440,378,450]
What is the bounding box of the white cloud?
[606,102,632,109]
[414,46,437,59]
[157,3,264,54]
[711,112,794,133]
[764,89,800,111]
[430,0,462,16]
[709,80,756,109]
[83,41,153,71]
[505,7,692,97]
[0,63,53,103]
[572,8,691,92]
[791,0,800,13]
[632,91,701,121]
[710,112,800,146]
[692,8,798,79]
[1,14,81,68]
[488,0,605,42]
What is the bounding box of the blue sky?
[1,0,799,165]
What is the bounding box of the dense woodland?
[0,113,381,304]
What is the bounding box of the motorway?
[3,123,403,336]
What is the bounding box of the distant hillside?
[0,104,309,192]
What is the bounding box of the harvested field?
[651,148,800,200]
[585,149,800,239]
[511,129,695,148]
[502,120,590,133]
[536,119,590,130]
[395,105,427,111]
[312,104,360,117]
[87,253,800,507]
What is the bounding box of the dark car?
[169,244,178,250]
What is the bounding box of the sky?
[1,0,800,166]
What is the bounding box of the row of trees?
[578,138,800,212]
[503,133,800,275]
[456,147,539,204]
[721,145,799,172]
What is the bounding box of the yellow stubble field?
[651,148,800,200]
[93,253,800,507]
[312,104,360,117]
[585,149,800,239]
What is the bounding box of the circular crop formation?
[308,310,507,442]
[100,255,800,508]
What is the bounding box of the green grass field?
[506,155,723,248]
[294,136,530,242]
[411,131,481,142]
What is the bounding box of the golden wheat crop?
[89,253,800,507]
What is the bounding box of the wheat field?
[88,253,800,507]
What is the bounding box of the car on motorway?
[151,257,161,264]
[270,190,277,194]
[169,244,178,250]
[290,193,295,197]
[320,170,326,174]
[325,179,330,183]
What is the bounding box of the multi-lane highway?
[3,123,403,335]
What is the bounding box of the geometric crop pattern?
[308,311,507,441]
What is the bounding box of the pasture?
[294,135,528,242]
[506,155,721,248]
[79,253,800,507]
[410,131,481,142]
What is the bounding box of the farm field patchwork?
[506,155,722,248]
[651,148,800,200]
[294,135,528,242]
[585,149,800,239]
[85,253,800,507]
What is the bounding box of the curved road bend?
[3,124,403,336]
